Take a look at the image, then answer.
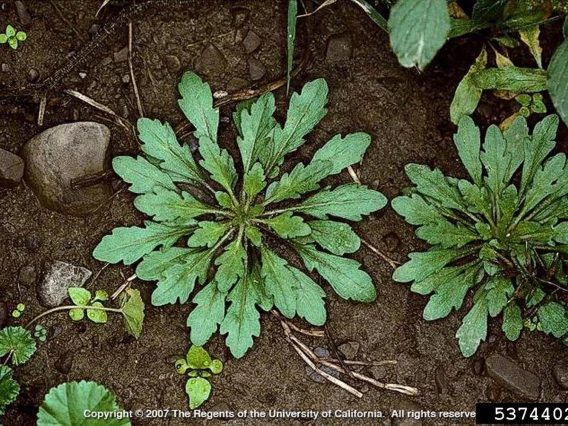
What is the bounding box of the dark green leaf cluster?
[93,72,386,358]
[393,114,568,356]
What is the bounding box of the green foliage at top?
[37,381,131,426]
[175,345,223,409]
[93,72,386,358]
[0,326,36,366]
[393,114,568,357]
[0,25,27,50]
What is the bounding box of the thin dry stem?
[128,22,145,117]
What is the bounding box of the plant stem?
[25,305,123,329]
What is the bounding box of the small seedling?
[11,303,25,319]
[175,346,223,409]
[515,93,547,117]
[0,25,27,50]
[34,325,47,343]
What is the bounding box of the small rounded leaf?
[16,31,26,41]
[186,346,212,370]
[175,359,189,375]
[87,302,108,324]
[16,303,25,312]
[209,359,223,374]
[0,34,7,43]
[68,287,91,306]
[185,377,211,409]
[6,25,15,37]
[94,290,109,302]
[11,310,21,318]
[69,308,85,321]
[8,38,17,49]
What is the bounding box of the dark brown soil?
[0,1,566,425]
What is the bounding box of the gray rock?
[231,7,249,28]
[243,30,262,54]
[248,58,266,81]
[165,55,181,74]
[27,68,40,83]
[391,401,424,426]
[326,32,353,62]
[39,261,92,307]
[305,365,340,383]
[314,347,330,358]
[0,302,7,328]
[370,365,387,380]
[15,1,31,26]
[18,265,37,285]
[434,364,448,394]
[114,46,129,63]
[227,77,249,91]
[338,341,360,359]
[54,351,74,374]
[485,354,541,400]
[0,148,24,188]
[553,359,568,390]
[195,44,227,76]
[22,122,111,216]
[1,63,11,73]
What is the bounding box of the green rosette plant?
[93,72,386,358]
[393,114,568,357]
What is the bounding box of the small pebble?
[243,30,262,54]
[18,265,37,285]
[338,341,360,360]
[122,74,130,84]
[27,68,40,83]
[113,46,129,63]
[54,351,74,374]
[1,63,11,73]
[15,1,32,26]
[370,365,387,380]
[88,24,101,39]
[248,58,266,81]
[231,7,249,28]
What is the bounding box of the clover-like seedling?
[175,345,223,409]
[0,25,27,50]
[11,303,25,319]
[34,325,47,343]
[515,93,547,118]
[93,72,386,359]
[393,114,568,357]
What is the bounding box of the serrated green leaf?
[214,240,246,292]
[456,299,488,357]
[311,132,371,176]
[265,160,333,204]
[296,183,386,221]
[0,366,19,416]
[538,301,568,338]
[480,124,512,196]
[415,219,480,248]
[502,302,523,341]
[178,72,219,142]
[120,289,145,339]
[198,137,237,193]
[93,221,189,265]
[471,67,548,92]
[112,156,176,194]
[188,221,230,248]
[288,266,326,326]
[0,327,36,366]
[308,220,360,255]
[134,187,217,222]
[393,249,465,283]
[245,226,262,247]
[472,0,507,24]
[265,79,328,173]
[549,39,568,127]
[391,194,445,226]
[186,377,211,409]
[37,381,131,426]
[137,118,204,184]
[87,302,108,324]
[454,115,482,185]
[188,282,226,346]
[235,93,277,172]
[521,154,566,217]
[486,276,514,317]
[151,248,215,305]
[136,247,194,281]
[410,265,464,295]
[243,162,267,199]
[220,268,265,358]
[405,164,465,212]
[261,212,311,239]
[297,244,375,302]
[388,0,450,70]
[423,266,480,320]
[261,246,298,318]
[68,287,91,306]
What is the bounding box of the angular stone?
[227,77,249,91]
[553,359,568,390]
[243,30,262,54]
[0,148,24,188]
[18,265,37,285]
[22,122,111,216]
[338,341,360,360]
[485,354,541,400]
[195,44,228,76]
[54,351,74,374]
[114,46,129,63]
[370,365,387,380]
[248,58,266,81]
[39,261,92,307]
[231,7,249,28]
[326,32,353,62]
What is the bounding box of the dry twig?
[128,22,145,117]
